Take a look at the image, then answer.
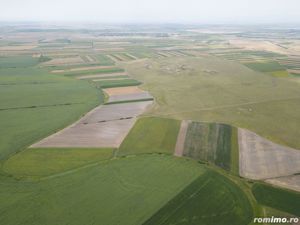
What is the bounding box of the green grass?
[142,170,253,225]
[252,183,300,217]
[95,78,142,88]
[95,54,115,65]
[183,122,233,171]
[119,117,181,155]
[0,56,39,68]
[244,61,285,72]
[64,67,124,76]
[3,148,114,178]
[0,155,205,225]
[0,68,102,160]
[125,56,300,149]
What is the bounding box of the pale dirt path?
[174,120,190,157]
[238,128,300,180]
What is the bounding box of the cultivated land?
[1,24,300,224]
[238,128,300,180]
[31,101,152,148]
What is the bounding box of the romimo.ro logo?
[254,217,299,224]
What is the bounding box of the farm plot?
[174,120,190,157]
[77,72,127,80]
[31,101,152,148]
[106,92,153,104]
[41,56,84,66]
[0,155,206,225]
[119,117,181,156]
[142,170,253,225]
[3,148,114,178]
[51,65,120,73]
[94,79,142,88]
[104,86,144,95]
[238,128,300,180]
[182,122,234,171]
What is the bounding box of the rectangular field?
[119,117,181,155]
[183,122,233,171]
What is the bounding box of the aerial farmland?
[0,22,300,225]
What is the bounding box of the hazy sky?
[0,0,300,24]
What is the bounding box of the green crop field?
[183,122,233,171]
[243,61,286,72]
[0,66,102,160]
[63,67,124,76]
[95,78,142,88]
[0,56,39,68]
[3,148,114,178]
[143,170,253,225]
[252,183,300,217]
[119,117,181,155]
[0,155,206,225]
[94,54,115,65]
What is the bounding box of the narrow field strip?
[0,102,84,111]
[174,120,190,157]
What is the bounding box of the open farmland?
[143,170,253,225]
[119,117,181,155]
[31,101,152,148]
[124,56,300,150]
[0,155,207,225]
[1,24,300,225]
[238,128,300,180]
[252,183,300,217]
[182,122,234,171]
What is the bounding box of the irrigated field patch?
[142,170,253,225]
[119,117,181,155]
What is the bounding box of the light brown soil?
[174,120,190,157]
[108,92,153,103]
[238,128,300,180]
[76,72,127,80]
[104,86,144,96]
[31,101,153,148]
[265,175,300,192]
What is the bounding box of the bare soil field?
[77,72,127,80]
[104,86,144,96]
[174,120,190,157]
[266,175,300,192]
[31,101,152,148]
[238,128,300,180]
[107,92,153,103]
